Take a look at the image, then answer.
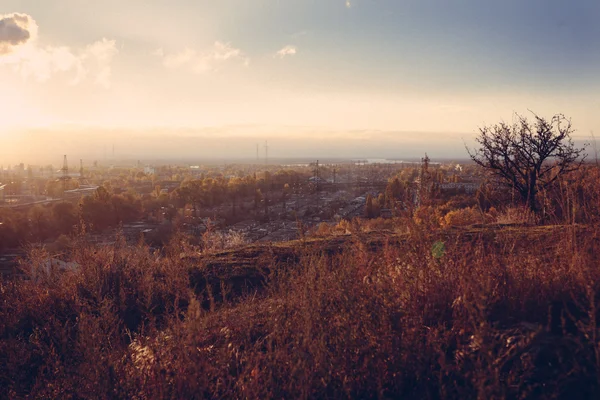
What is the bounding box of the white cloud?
[276,45,297,59]
[346,1,352,8]
[14,45,85,84]
[84,39,118,88]
[0,13,118,87]
[157,41,249,74]
[163,48,196,69]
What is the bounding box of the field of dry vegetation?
[2,218,600,399]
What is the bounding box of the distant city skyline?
[0,125,477,166]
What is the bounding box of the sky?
[1,0,600,164]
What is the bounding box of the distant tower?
[264,140,269,166]
[313,160,320,184]
[418,153,431,206]
[58,155,72,197]
[313,160,321,210]
[78,159,90,186]
[420,153,430,181]
[256,144,259,163]
[61,155,69,181]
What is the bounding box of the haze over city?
[1,0,600,164]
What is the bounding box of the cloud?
[346,1,352,8]
[83,39,119,88]
[0,13,118,87]
[157,41,249,73]
[162,48,196,69]
[0,13,37,54]
[276,45,297,58]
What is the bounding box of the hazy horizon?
[1,125,477,166]
[2,1,599,165]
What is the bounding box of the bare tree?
[467,113,586,212]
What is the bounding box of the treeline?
[0,190,144,250]
[391,165,600,228]
[0,170,315,250]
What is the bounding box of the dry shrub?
[202,229,249,253]
[440,207,497,228]
[325,217,406,237]
[496,206,536,225]
[314,222,334,237]
[0,235,193,398]
[441,207,483,228]
[361,217,396,232]
[413,205,442,228]
[3,225,600,398]
[334,219,353,234]
[47,234,74,254]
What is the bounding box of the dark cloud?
[0,13,34,54]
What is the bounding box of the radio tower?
[313,160,321,211]
[418,153,431,206]
[58,155,72,197]
[79,159,89,185]
[60,155,69,183]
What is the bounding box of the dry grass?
[2,224,600,399]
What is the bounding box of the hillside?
[190,224,592,306]
[3,223,599,398]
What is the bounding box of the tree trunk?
[528,171,537,212]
